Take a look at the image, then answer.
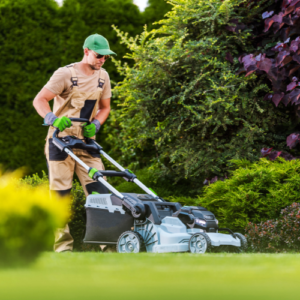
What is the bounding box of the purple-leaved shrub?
[246,202,300,252]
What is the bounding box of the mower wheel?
[234,232,247,253]
[189,232,211,254]
[116,231,146,253]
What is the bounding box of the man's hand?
[83,119,101,138]
[53,116,72,132]
[44,112,72,132]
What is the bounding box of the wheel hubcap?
[190,234,207,254]
[126,242,134,252]
[118,233,140,253]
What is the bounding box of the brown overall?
[46,64,108,252]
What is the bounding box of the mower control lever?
[122,197,146,220]
[99,169,137,182]
[52,135,102,153]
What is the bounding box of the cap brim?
[94,49,117,56]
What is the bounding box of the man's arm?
[93,97,111,125]
[33,87,57,118]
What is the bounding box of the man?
[33,34,116,252]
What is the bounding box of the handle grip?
[69,118,90,124]
[52,117,91,139]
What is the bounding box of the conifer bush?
[0,172,69,266]
[108,0,291,188]
[246,202,300,253]
[197,158,300,231]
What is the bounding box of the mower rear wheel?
[189,232,211,254]
[233,232,247,253]
[116,231,145,253]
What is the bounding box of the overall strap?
[97,69,105,91]
[66,64,78,87]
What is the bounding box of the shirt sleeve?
[101,71,112,100]
[44,67,69,96]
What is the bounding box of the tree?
[143,0,172,30]
[0,0,61,173]
[106,0,291,190]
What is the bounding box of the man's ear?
[83,48,89,56]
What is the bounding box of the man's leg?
[54,224,73,253]
[74,150,109,197]
[46,138,75,252]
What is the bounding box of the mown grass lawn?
[1,252,300,300]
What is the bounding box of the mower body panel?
[207,233,241,247]
[134,216,241,253]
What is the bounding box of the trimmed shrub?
[68,180,88,251]
[246,202,300,253]
[0,171,69,266]
[21,172,87,251]
[197,157,300,231]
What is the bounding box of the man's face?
[87,50,107,70]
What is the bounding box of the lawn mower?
[52,118,247,254]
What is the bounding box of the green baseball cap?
[83,34,116,56]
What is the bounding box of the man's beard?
[89,63,101,70]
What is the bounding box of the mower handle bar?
[52,117,90,139]
[51,117,161,202]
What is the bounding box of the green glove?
[83,120,101,138]
[83,123,96,138]
[53,116,72,132]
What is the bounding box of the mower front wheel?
[116,231,145,253]
[189,232,211,254]
[233,232,247,253]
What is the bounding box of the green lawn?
[1,252,300,300]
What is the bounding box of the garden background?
[2,0,300,254]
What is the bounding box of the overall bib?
[45,64,108,252]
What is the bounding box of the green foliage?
[69,180,88,251]
[21,171,49,187]
[111,167,193,199]
[143,0,172,30]
[198,158,300,231]
[108,0,291,189]
[0,171,69,266]
[0,0,61,174]
[246,202,300,253]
